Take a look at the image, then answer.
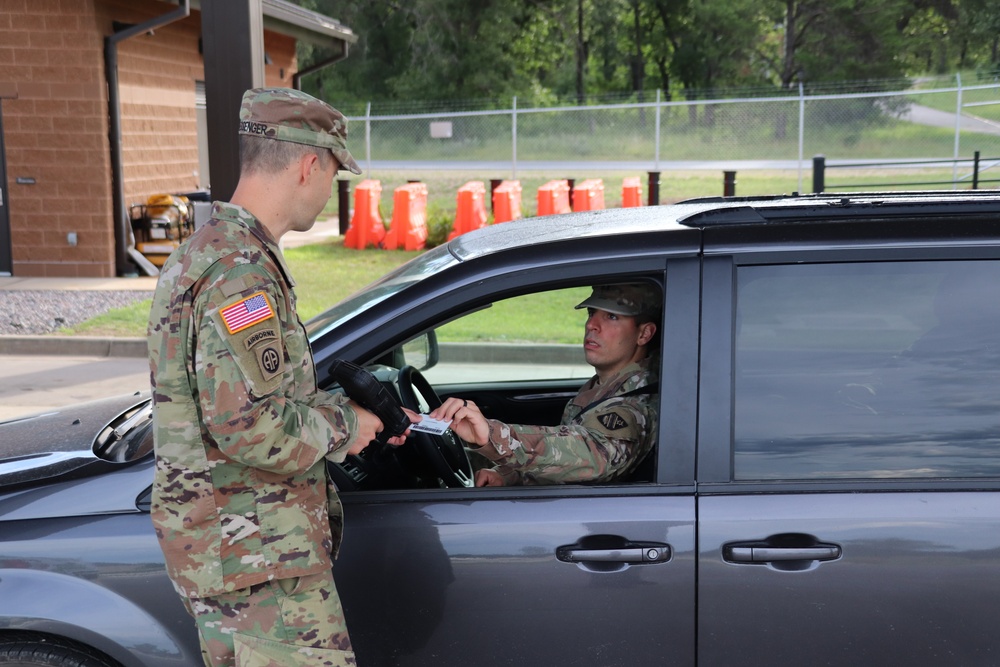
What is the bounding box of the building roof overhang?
[188,0,357,48]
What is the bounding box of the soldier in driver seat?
[431,283,660,486]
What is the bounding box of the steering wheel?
[396,365,474,488]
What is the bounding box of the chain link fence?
[346,74,1000,192]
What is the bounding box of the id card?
[408,415,452,436]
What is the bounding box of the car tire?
[0,634,118,667]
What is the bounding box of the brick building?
[0,0,355,278]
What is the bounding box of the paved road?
[904,103,1000,134]
[364,102,1000,174]
[0,353,149,421]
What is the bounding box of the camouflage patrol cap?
[575,283,661,319]
[238,87,362,175]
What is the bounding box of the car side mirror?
[401,330,439,372]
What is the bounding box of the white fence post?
[365,101,372,177]
[953,73,962,189]
[798,82,805,193]
[654,89,662,170]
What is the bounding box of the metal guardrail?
[812,151,1000,193]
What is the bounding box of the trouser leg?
[183,570,355,667]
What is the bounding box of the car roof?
[443,190,1000,262]
[445,205,690,262]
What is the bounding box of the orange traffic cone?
[571,179,605,212]
[383,182,428,251]
[492,180,523,223]
[343,180,385,250]
[448,181,489,240]
[536,180,572,217]
[621,176,643,207]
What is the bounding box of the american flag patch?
[220,292,275,334]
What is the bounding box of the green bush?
[425,204,455,248]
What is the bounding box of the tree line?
[298,0,1000,109]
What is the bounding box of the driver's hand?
[430,397,490,446]
[475,468,505,487]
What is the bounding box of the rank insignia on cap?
[220,292,275,334]
[598,412,629,430]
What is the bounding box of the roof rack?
[676,190,1000,228]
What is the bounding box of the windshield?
[305,244,458,339]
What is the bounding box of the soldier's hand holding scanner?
[330,359,419,452]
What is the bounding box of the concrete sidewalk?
[0,354,151,421]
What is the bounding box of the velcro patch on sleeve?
[220,291,275,334]
[597,411,629,431]
[219,275,253,298]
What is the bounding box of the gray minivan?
[4,191,1000,666]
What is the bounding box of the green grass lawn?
[66,243,420,338]
[67,242,585,343]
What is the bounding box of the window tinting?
[734,260,1000,480]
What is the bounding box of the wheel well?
[0,630,124,667]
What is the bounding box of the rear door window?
[734,260,1000,480]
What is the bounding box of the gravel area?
[0,290,153,335]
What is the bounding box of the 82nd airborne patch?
[242,328,283,383]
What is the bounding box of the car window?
[733,260,1000,480]
[420,286,595,385]
[335,279,666,491]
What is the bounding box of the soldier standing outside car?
[432,283,660,486]
[147,88,415,667]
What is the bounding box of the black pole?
[337,179,350,235]
[813,154,825,194]
[647,171,660,206]
[723,171,737,197]
[490,179,502,214]
[973,151,981,190]
[202,0,264,204]
[104,38,130,275]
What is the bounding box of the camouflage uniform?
[148,88,362,667]
[470,283,661,485]
[473,358,658,485]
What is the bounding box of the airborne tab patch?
[220,292,275,334]
[598,411,629,431]
[244,328,278,350]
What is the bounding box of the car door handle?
[557,542,671,564]
[725,546,841,563]
[723,533,842,568]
